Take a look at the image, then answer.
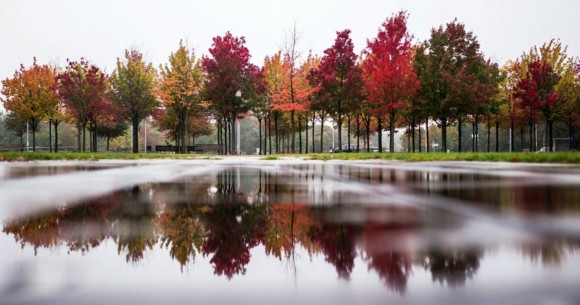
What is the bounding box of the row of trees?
[2,11,579,154]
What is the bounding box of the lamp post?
[143,116,148,153]
[26,120,29,152]
[235,90,242,155]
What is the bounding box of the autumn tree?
[498,61,522,152]
[515,60,560,152]
[159,41,204,154]
[3,111,27,147]
[95,113,128,151]
[248,67,268,155]
[313,29,361,152]
[110,49,159,153]
[299,51,321,154]
[1,58,59,151]
[203,32,259,154]
[264,51,285,153]
[415,19,488,152]
[363,11,419,153]
[57,58,109,152]
[557,58,580,150]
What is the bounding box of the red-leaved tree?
[363,11,419,153]
[203,32,259,154]
[57,59,109,152]
[313,29,362,152]
[515,60,560,151]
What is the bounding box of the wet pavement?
[1,158,579,305]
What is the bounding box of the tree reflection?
[158,203,204,270]
[309,223,357,280]
[421,248,482,287]
[519,239,580,266]
[3,195,116,255]
[362,225,413,294]
[109,186,158,262]
[4,166,579,291]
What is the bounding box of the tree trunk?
[495,119,499,152]
[569,115,574,151]
[347,116,351,151]
[530,120,534,152]
[487,115,491,153]
[426,120,430,152]
[93,123,98,152]
[472,121,476,153]
[224,120,229,155]
[411,120,415,153]
[181,110,188,155]
[366,118,370,152]
[298,117,302,154]
[107,137,110,151]
[49,120,53,153]
[258,118,262,155]
[54,122,59,153]
[377,117,383,153]
[320,115,324,153]
[132,121,139,153]
[356,115,360,152]
[305,118,309,154]
[441,118,447,153]
[77,124,82,152]
[291,110,295,154]
[32,125,36,152]
[337,112,343,152]
[389,110,395,153]
[82,126,86,152]
[520,128,524,152]
[311,115,315,153]
[275,115,279,154]
[418,121,422,153]
[548,119,553,152]
[458,117,462,153]
[510,119,515,152]
[264,116,268,155]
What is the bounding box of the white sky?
[1,0,579,86]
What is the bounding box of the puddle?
[1,160,579,304]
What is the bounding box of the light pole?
[235,90,242,155]
[143,116,148,153]
[26,120,29,152]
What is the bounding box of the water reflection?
[4,166,580,296]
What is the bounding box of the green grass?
[303,152,580,163]
[0,151,221,161]
[1,151,578,163]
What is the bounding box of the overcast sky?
[1,0,579,85]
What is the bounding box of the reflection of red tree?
[362,225,413,294]
[309,224,357,280]
[201,204,267,279]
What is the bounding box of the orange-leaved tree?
[159,40,204,153]
[1,58,59,151]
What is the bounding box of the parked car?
[538,147,547,152]
[330,145,359,153]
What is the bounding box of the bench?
[0,144,24,152]
[155,145,179,153]
[154,144,222,154]
[194,144,222,154]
